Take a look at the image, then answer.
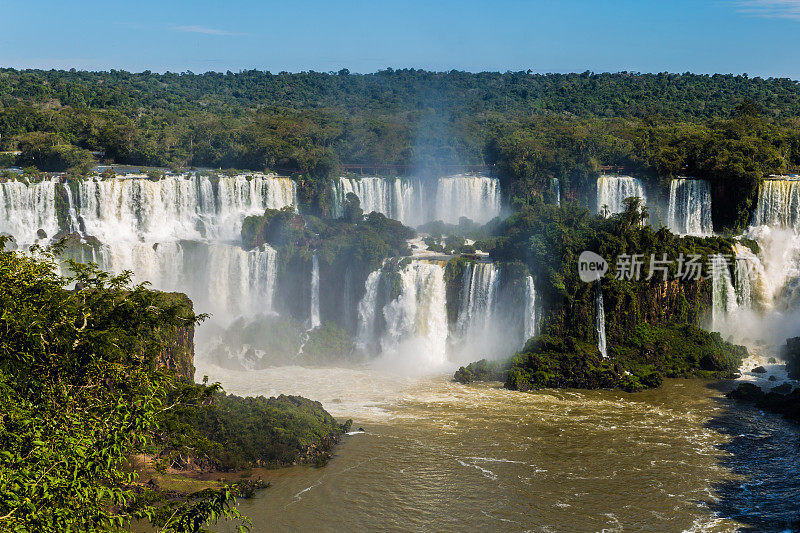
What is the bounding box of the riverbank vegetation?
[456,323,745,393]
[0,240,345,531]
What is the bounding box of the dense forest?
[2,69,799,231]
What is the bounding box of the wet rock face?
[152,292,195,380]
[782,337,800,380]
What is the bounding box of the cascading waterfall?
[552,178,561,206]
[331,174,501,227]
[733,242,770,312]
[434,175,502,224]
[309,252,321,329]
[0,178,60,247]
[752,179,800,231]
[331,177,421,224]
[0,172,297,336]
[356,261,449,368]
[380,261,448,368]
[523,275,538,342]
[76,173,296,243]
[63,183,80,234]
[712,224,800,345]
[596,175,646,215]
[80,240,279,322]
[595,281,607,358]
[356,269,384,349]
[455,262,499,336]
[667,178,713,236]
[451,262,502,360]
[710,254,738,331]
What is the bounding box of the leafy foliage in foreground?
[0,241,248,532]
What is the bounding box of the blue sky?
[3,0,800,77]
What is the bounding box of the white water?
[552,178,561,206]
[752,179,800,231]
[596,175,646,215]
[81,241,279,322]
[523,275,538,342]
[76,173,296,243]
[434,175,502,225]
[378,261,449,371]
[667,178,713,236]
[714,225,800,349]
[455,262,499,337]
[0,178,60,247]
[595,281,607,358]
[0,173,296,359]
[452,262,501,360]
[309,252,321,329]
[710,254,738,331]
[356,261,449,372]
[331,177,421,224]
[331,174,501,226]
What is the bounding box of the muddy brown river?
[195,364,800,532]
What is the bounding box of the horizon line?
[0,66,798,81]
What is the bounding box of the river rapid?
[195,364,800,532]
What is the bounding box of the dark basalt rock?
[728,382,763,402]
[772,383,793,395]
[727,382,800,423]
[752,366,767,374]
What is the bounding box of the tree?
[343,192,363,223]
[0,240,248,532]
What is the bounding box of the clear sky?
[3,0,800,78]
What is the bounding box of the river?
[195,364,800,532]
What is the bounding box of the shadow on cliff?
[702,380,800,532]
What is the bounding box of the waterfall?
[0,178,59,247]
[356,269,384,349]
[63,183,80,234]
[552,178,561,206]
[455,262,499,337]
[710,254,738,330]
[380,261,448,367]
[667,178,713,236]
[332,177,419,224]
[523,275,538,342]
[733,243,770,312]
[309,252,321,329]
[595,281,607,358]
[752,179,800,231]
[596,175,646,215]
[331,174,502,227]
[434,175,502,225]
[76,173,296,243]
[355,261,448,368]
[78,240,279,323]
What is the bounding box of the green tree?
[0,240,248,532]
